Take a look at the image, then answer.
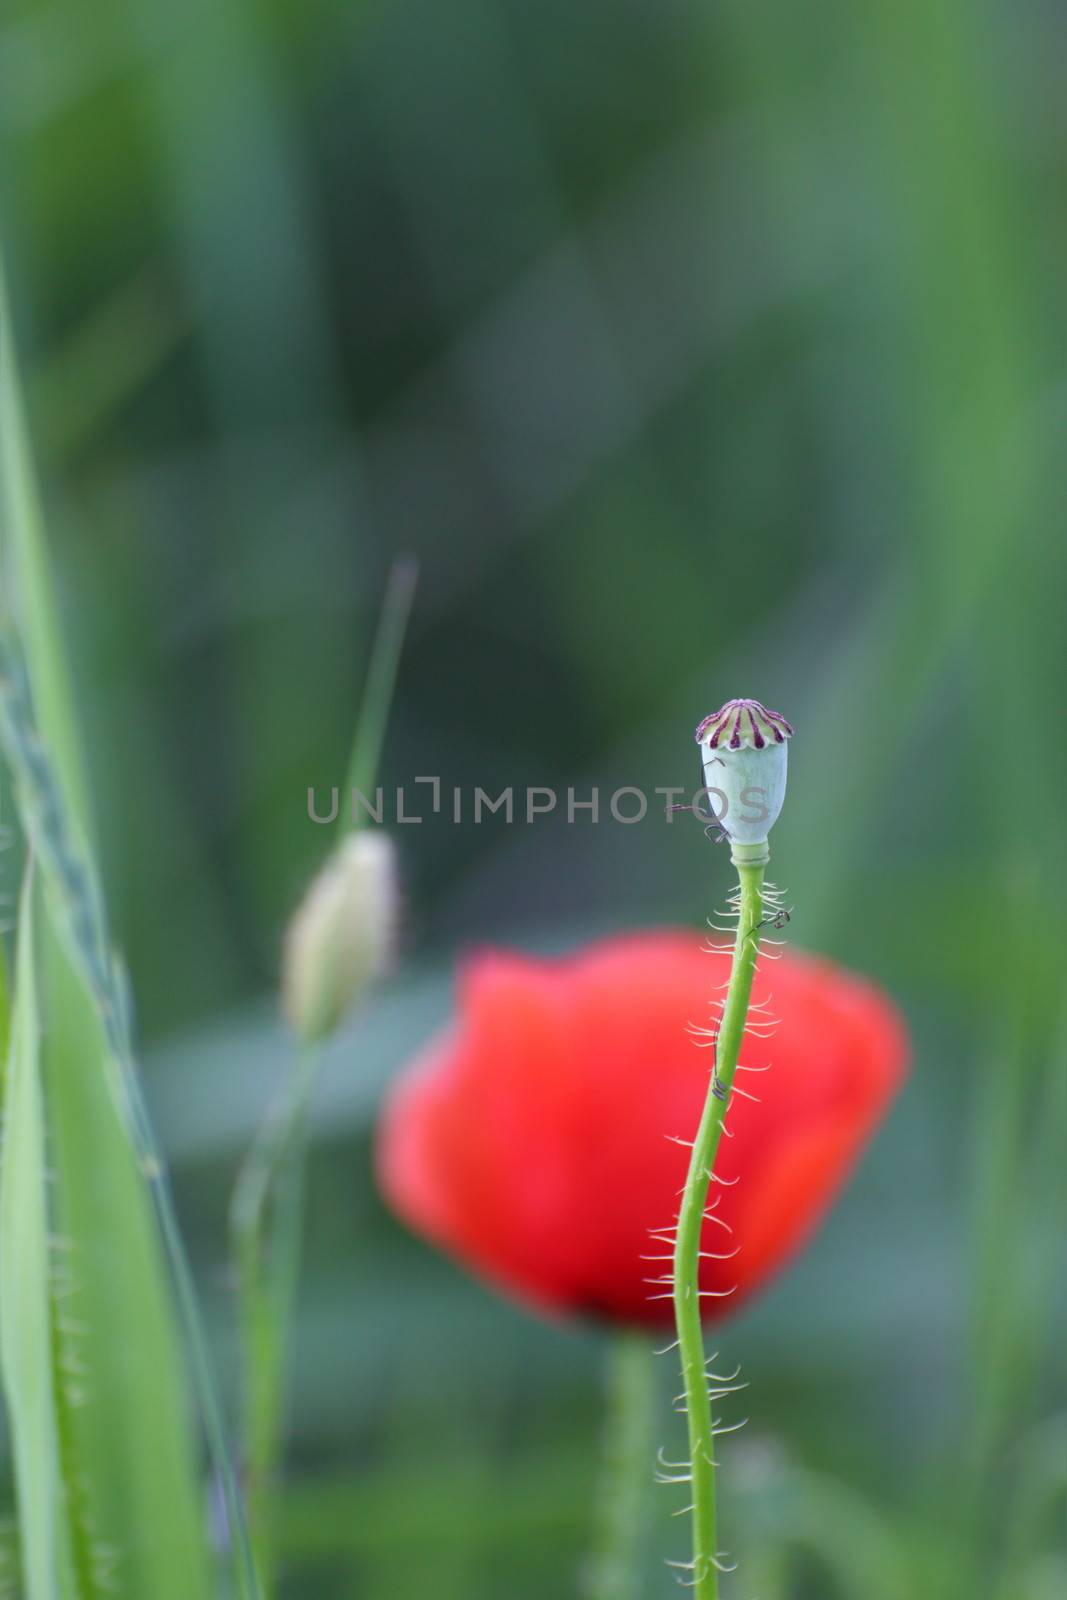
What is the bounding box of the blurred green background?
[1,0,1063,1594]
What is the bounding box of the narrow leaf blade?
[0,870,71,1599]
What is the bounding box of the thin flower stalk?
[671,848,764,1597]
[586,1331,657,1600]
[671,698,793,1596]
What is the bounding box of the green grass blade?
[0,931,9,1065]
[0,867,73,1600]
[342,555,419,816]
[0,255,90,831]
[0,259,252,1594]
[40,925,215,1600]
[0,624,246,1599]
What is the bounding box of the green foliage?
[0,259,223,1596]
[0,0,1063,1595]
[41,931,214,1600]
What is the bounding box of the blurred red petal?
[376,930,909,1329]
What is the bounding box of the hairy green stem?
[586,1331,656,1600]
[672,847,765,1598]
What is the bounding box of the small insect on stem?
[662,805,730,845]
[663,755,732,844]
[757,907,791,931]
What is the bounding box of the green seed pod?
[695,698,793,854]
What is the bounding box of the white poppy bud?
[695,698,793,859]
[282,831,398,1040]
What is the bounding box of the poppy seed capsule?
[282,830,398,1041]
[695,698,793,854]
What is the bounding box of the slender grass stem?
[230,1045,321,1591]
[672,847,765,1599]
[230,554,416,1592]
[151,1160,262,1600]
[586,1331,656,1600]
[343,556,418,813]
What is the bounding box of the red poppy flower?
[376,931,908,1328]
